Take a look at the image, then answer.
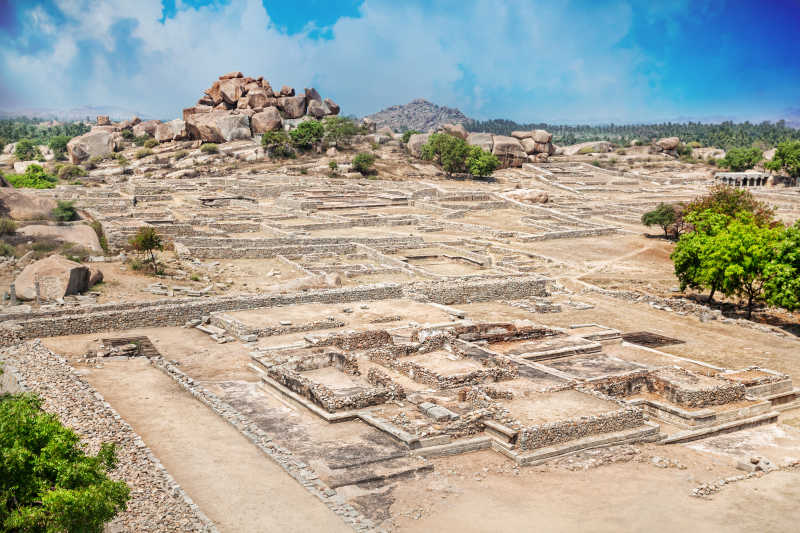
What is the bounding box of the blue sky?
[0,0,798,123]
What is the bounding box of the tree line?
[465,119,800,150]
[0,118,90,153]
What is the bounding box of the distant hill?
[0,105,153,122]
[363,99,470,132]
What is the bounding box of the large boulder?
[656,137,680,151]
[491,135,526,168]
[307,100,327,119]
[407,133,431,158]
[132,120,160,137]
[279,85,295,97]
[532,129,552,143]
[155,119,188,143]
[562,141,613,155]
[304,87,322,103]
[205,81,224,105]
[520,138,537,155]
[13,255,90,301]
[18,225,102,252]
[185,111,251,143]
[534,141,555,155]
[219,78,247,105]
[466,132,494,153]
[183,105,212,122]
[251,108,283,133]
[440,123,468,140]
[118,117,141,130]
[219,71,243,80]
[0,188,56,219]
[324,98,340,115]
[246,88,271,110]
[278,95,307,119]
[511,131,532,140]
[66,130,114,164]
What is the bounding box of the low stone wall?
[518,406,644,451]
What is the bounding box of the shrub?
[51,200,78,222]
[48,135,71,160]
[190,273,201,282]
[91,220,110,253]
[466,146,499,177]
[143,138,159,148]
[401,130,420,144]
[57,164,87,179]
[5,164,57,189]
[133,135,151,146]
[14,138,43,161]
[200,143,218,154]
[420,133,471,175]
[322,116,359,147]
[352,152,376,175]
[129,226,163,273]
[261,131,295,158]
[708,158,717,166]
[765,140,800,178]
[688,141,702,148]
[641,202,678,237]
[0,217,16,236]
[0,242,14,257]
[135,148,153,159]
[328,160,338,177]
[173,150,188,160]
[121,129,134,140]
[721,147,762,171]
[577,146,595,154]
[616,149,627,155]
[290,120,324,150]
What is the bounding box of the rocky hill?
[363,99,470,132]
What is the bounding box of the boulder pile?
[13,254,102,301]
[651,136,681,157]
[406,126,556,168]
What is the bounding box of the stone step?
[660,411,779,445]
[327,456,432,489]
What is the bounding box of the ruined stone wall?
[518,407,644,451]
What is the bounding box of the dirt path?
[83,358,351,533]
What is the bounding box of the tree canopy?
[720,147,762,171]
[129,226,163,273]
[420,133,498,178]
[0,393,129,532]
[765,140,800,178]
[641,203,678,237]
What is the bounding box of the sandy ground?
[82,358,351,533]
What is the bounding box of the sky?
[0,0,798,124]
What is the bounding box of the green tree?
[641,203,678,237]
[671,210,730,302]
[764,220,800,311]
[289,120,324,150]
[351,152,376,175]
[14,139,43,161]
[684,184,775,227]
[322,116,358,148]
[765,140,800,178]
[401,130,420,144]
[0,393,129,532]
[420,133,471,176]
[465,146,500,177]
[720,147,763,171]
[128,226,163,273]
[5,164,58,189]
[261,131,295,158]
[48,135,71,160]
[51,201,78,222]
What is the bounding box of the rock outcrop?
[154,119,188,143]
[491,135,527,168]
[0,188,57,220]
[407,133,431,158]
[66,130,115,164]
[251,108,283,133]
[437,123,469,140]
[364,99,470,133]
[17,225,102,252]
[651,136,681,158]
[14,255,90,301]
[185,111,252,143]
[562,141,613,156]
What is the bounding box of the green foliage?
[0,217,16,236]
[322,116,359,147]
[351,152,376,175]
[120,129,134,140]
[688,141,702,148]
[51,200,78,222]
[465,118,800,151]
[764,221,800,311]
[261,131,295,158]
[90,221,109,254]
[0,118,89,148]
[128,226,163,273]
[765,140,800,178]
[466,145,499,177]
[5,164,57,189]
[290,120,324,150]
[641,203,678,237]
[401,130,420,144]
[173,150,188,160]
[14,139,43,161]
[577,146,595,154]
[720,147,762,171]
[135,148,153,159]
[143,138,158,149]
[57,164,87,180]
[200,143,218,154]
[0,393,130,532]
[133,135,151,147]
[684,184,775,227]
[676,143,693,157]
[0,242,14,257]
[47,135,71,160]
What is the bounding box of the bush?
[5,164,57,189]
[173,150,188,160]
[261,131,295,158]
[129,226,163,273]
[135,148,153,159]
[765,140,800,178]
[51,200,78,222]
[121,129,134,140]
[721,147,762,171]
[133,134,151,146]
[200,143,218,154]
[322,116,359,147]
[688,141,702,148]
[401,130,420,144]
[352,152,376,175]
[0,242,14,257]
[14,138,43,161]
[143,138,159,149]
[47,134,71,160]
[577,146,595,154]
[57,164,87,180]
[290,120,324,150]
[0,217,16,235]
[328,160,338,177]
[466,146,500,177]
[641,202,679,237]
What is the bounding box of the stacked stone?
[511,129,556,162]
[182,71,340,142]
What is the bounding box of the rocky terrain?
[363,98,470,132]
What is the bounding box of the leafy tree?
[289,120,324,150]
[684,184,775,227]
[764,221,800,311]
[5,164,57,189]
[351,152,376,175]
[765,140,800,178]
[322,116,358,148]
[465,145,499,177]
[48,135,71,160]
[671,210,730,302]
[51,200,78,222]
[261,131,295,158]
[0,393,129,532]
[14,139,43,161]
[641,203,678,237]
[720,147,762,171]
[128,226,163,273]
[401,130,420,144]
[420,133,471,175]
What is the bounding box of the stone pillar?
[9,283,16,305]
[34,280,40,305]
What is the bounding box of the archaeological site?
[1,5,800,531]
